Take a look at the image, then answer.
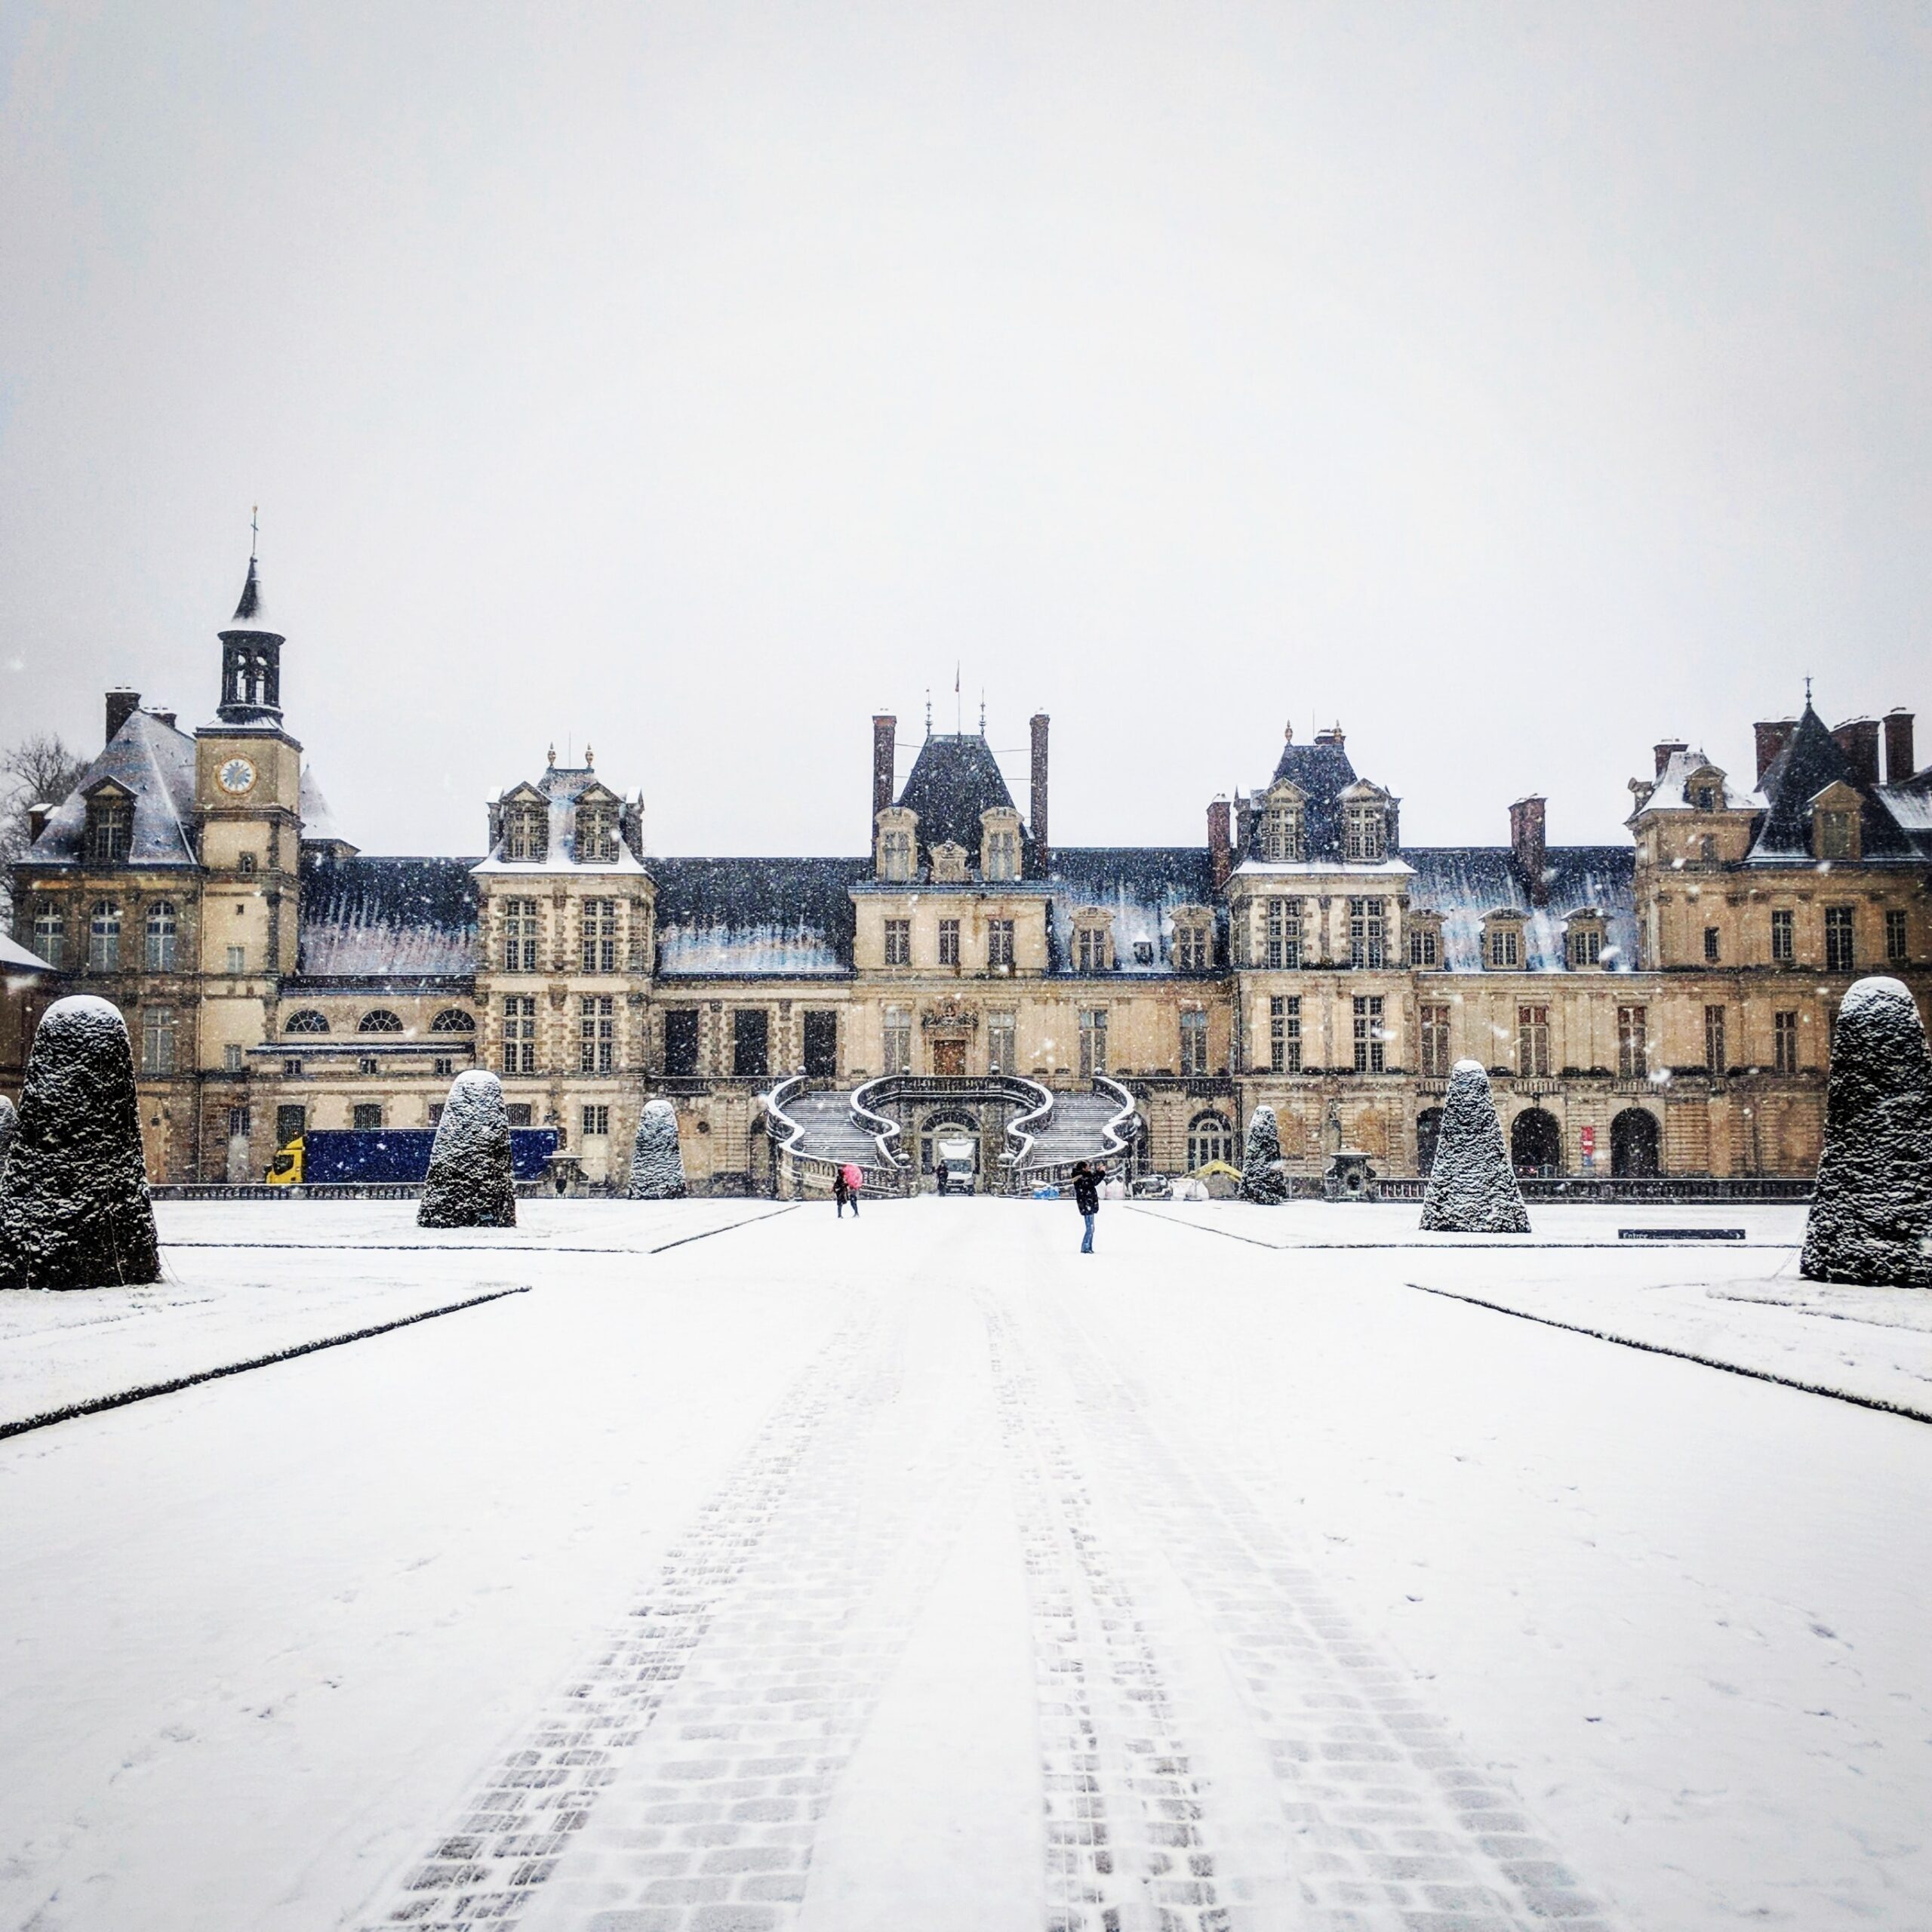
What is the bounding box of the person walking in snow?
[1072,1161,1101,1254]
[837,1161,863,1218]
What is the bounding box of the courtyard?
[2,1196,1930,1931]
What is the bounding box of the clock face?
[217,756,257,796]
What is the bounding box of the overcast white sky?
[2,2,1927,858]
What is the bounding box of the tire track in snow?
[1042,1287,1626,1932]
[361,1288,994,1932]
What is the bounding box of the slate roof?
[223,555,278,633]
[1,933,57,975]
[1875,771,1932,859]
[1747,705,1916,863]
[893,734,1035,869]
[1046,848,1225,974]
[299,767,355,849]
[26,710,199,869]
[1407,846,1638,973]
[651,857,868,977]
[1642,747,1764,814]
[1245,735,1395,861]
[297,853,480,977]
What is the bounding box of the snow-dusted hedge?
[418,1070,517,1229]
[1801,976,1932,1287]
[1419,1060,1530,1235]
[0,996,161,1290]
[0,1092,16,1182]
[628,1098,687,1199]
[1238,1105,1291,1204]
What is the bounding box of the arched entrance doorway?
[1611,1107,1660,1178]
[1416,1106,1444,1175]
[918,1110,980,1177]
[1509,1107,1561,1176]
[1186,1110,1233,1171]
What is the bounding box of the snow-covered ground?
[2,1198,1928,1930]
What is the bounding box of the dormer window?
[980,808,1022,881]
[1693,784,1717,812]
[1566,914,1606,968]
[1407,917,1442,968]
[1484,912,1524,970]
[1817,809,1856,861]
[1071,912,1113,974]
[505,804,548,863]
[577,804,618,863]
[1172,909,1212,973]
[1344,804,1386,863]
[1262,795,1305,862]
[931,841,970,884]
[875,808,917,882]
[86,790,133,866]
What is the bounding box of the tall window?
[880,829,913,881]
[581,900,618,973]
[1180,1008,1208,1077]
[1269,994,1301,1073]
[502,995,537,1074]
[1420,1003,1451,1078]
[1262,801,1303,861]
[1078,1008,1108,1078]
[503,899,540,972]
[732,1008,769,1078]
[1770,907,1794,963]
[505,806,547,862]
[1487,923,1521,969]
[1075,924,1109,973]
[1187,1112,1233,1170]
[1824,906,1855,973]
[1774,1009,1799,1075]
[987,1010,1016,1074]
[884,1004,912,1075]
[1409,925,1438,968]
[145,901,178,971]
[884,918,911,965]
[1568,924,1602,968]
[1887,909,1909,964]
[937,918,960,966]
[33,901,65,970]
[88,900,121,971]
[1817,809,1855,860]
[1176,922,1209,972]
[140,1005,176,1075]
[580,995,615,1073]
[984,828,1019,880]
[577,807,617,863]
[1344,804,1386,861]
[1617,1004,1648,1079]
[663,1008,700,1075]
[1347,898,1385,969]
[988,918,1014,968]
[87,795,132,865]
[1703,927,1721,964]
[1265,898,1300,970]
[1704,1004,1727,1074]
[1517,1004,1550,1078]
[1352,995,1385,1072]
[581,1104,611,1138]
[226,943,248,976]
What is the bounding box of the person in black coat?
[1072,1161,1102,1253]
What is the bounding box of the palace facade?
[6,555,1930,1191]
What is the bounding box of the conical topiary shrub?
[1419,1060,1531,1234]
[418,1069,518,1229]
[1238,1103,1291,1204]
[0,1091,17,1180]
[628,1098,687,1199]
[1801,976,1932,1287]
[1,995,162,1289]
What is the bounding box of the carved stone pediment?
[920,997,979,1033]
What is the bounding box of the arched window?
[88,900,122,972]
[32,901,65,971]
[1509,1107,1561,1176]
[145,901,178,971]
[429,1008,475,1032]
[1187,1110,1234,1171]
[285,1010,331,1034]
[358,1009,405,1034]
[1611,1108,1660,1178]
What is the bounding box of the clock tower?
[195,551,304,1172]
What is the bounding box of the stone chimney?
[871,713,896,820]
[1832,716,1881,788]
[1653,738,1689,779]
[106,688,140,743]
[1884,708,1915,783]
[1029,712,1050,875]
[149,709,177,731]
[1314,722,1346,748]
[1233,790,1254,853]
[26,802,52,843]
[1754,718,1798,786]
[1509,795,1548,906]
[1208,796,1232,894]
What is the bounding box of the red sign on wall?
[1580,1125,1597,1155]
